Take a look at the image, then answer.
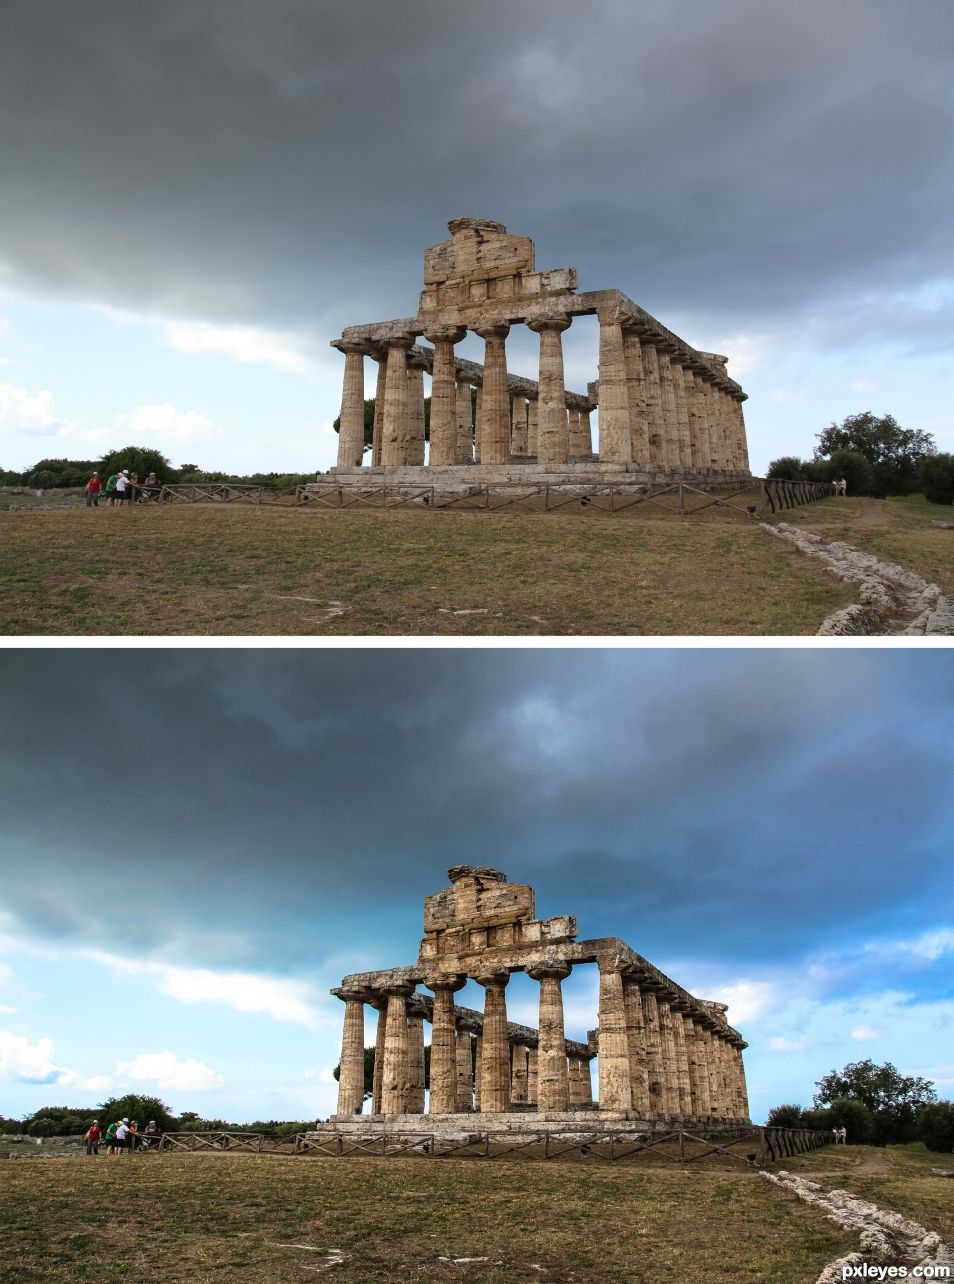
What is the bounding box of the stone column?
[529,312,572,470]
[684,368,707,471]
[705,1028,728,1117]
[380,337,415,467]
[332,341,368,469]
[597,308,633,467]
[456,1029,474,1111]
[474,1035,483,1109]
[425,975,466,1115]
[639,988,665,1115]
[371,995,387,1114]
[655,995,681,1115]
[623,328,650,467]
[379,984,414,1115]
[669,999,693,1116]
[670,362,694,470]
[640,343,665,469]
[597,962,632,1111]
[733,1042,750,1119]
[371,354,387,467]
[511,397,528,455]
[578,1057,593,1104]
[332,987,367,1116]
[577,409,593,454]
[511,1044,529,1103]
[456,379,474,462]
[424,327,467,468]
[407,997,427,1114]
[622,976,651,1114]
[474,970,510,1112]
[527,396,539,456]
[527,1046,539,1105]
[684,1015,711,1117]
[474,323,511,465]
[528,962,572,1112]
[734,397,751,474]
[406,354,427,467]
[656,350,680,470]
[567,1057,584,1105]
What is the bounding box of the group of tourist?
[83,1118,162,1155]
[832,1126,848,1144]
[84,469,159,507]
[833,478,848,495]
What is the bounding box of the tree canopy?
[814,412,935,497]
[813,1059,936,1143]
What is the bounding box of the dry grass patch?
[0,503,853,635]
[0,1152,854,1283]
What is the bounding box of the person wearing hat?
[104,1117,119,1153]
[114,1118,129,1155]
[84,472,101,508]
[84,1119,102,1155]
[142,1119,160,1150]
[114,469,130,506]
[104,471,118,507]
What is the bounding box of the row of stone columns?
[335,981,595,1117]
[336,316,746,473]
[596,310,749,473]
[596,965,749,1119]
[336,965,747,1120]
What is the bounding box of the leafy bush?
[918,1101,954,1153]
[97,1093,176,1132]
[766,457,805,481]
[765,1104,806,1128]
[917,453,954,506]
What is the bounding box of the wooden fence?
[140,478,835,519]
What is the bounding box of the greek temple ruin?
[330,866,749,1129]
[330,218,750,482]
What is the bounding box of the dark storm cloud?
[0,650,951,982]
[1,0,952,346]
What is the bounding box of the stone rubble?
[760,1169,953,1283]
[761,521,954,635]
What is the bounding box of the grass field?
[0,1147,859,1283]
[0,497,863,636]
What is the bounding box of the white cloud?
[116,402,224,443]
[0,1030,59,1082]
[768,1036,808,1053]
[0,382,72,435]
[157,965,320,1027]
[708,979,777,1025]
[850,1025,883,1042]
[116,1050,223,1091]
[163,319,316,374]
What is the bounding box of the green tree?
[0,467,24,485]
[917,453,954,506]
[98,446,178,485]
[814,412,935,497]
[97,1093,176,1132]
[821,449,876,497]
[22,1105,98,1135]
[765,1103,806,1128]
[814,1059,936,1144]
[827,1097,875,1144]
[918,1101,954,1153]
[23,458,99,488]
[766,457,805,481]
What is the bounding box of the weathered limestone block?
[475,969,511,1112]
[511,396,528,455]
[331,341,369,469]
[528,312,572,469]
[407,998,427,1114]
[670,1000,694,1115]
[685,1015,711,1117]
[511,1043,529,1103]
[656,996,682,1114]
[332,987,368,1116]
[623,977,651,1114]
[456,379,474,462]
[371,995,387,1114]
[456,1029,474,1111]
[528,961,572,1112]
[424,326,467,467]
[597,308,633,467]
[670,362,693,470]
[527,1045,539,1105]
[371,355,387,467]
[623,329,650,466]
[380,985,414,1115]
[638,987,665,1112]
[406,358,427,467]
[527,396,539,456]
[640,343,666,467]
[655,351,680,470]
[474,323,511,465]
[426,974,467,1115]
[598,964,632,1110]
[381,337,415,468]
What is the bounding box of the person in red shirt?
[85,473,102,508]
[85,1120,102,1155]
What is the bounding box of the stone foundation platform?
[321,1110,749,1136]
[326,463,750,487]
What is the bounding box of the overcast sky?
[1,0,952,474]
[1,648,951,1123]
